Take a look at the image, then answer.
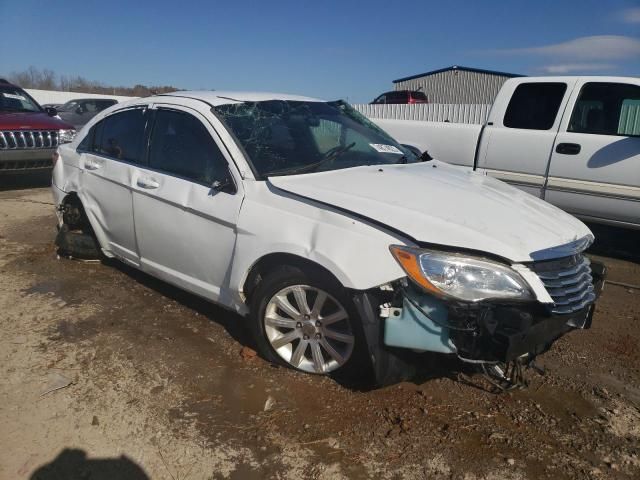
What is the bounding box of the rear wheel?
[55,196,101,260]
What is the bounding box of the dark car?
[371,90,428,104]
[57,98,118,129]
[0,79,75,174]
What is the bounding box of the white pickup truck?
[373,76,640,229]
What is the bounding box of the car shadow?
[0,171,51,191]
[586,222,640,264]
[30,449,149,480]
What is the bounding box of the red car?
[0,79,75,174]
[371,90,428,104]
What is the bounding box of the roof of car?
[157,90,324,106]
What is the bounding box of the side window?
[504,83,567,130]
[386,92,405,104]
[83,101,98,113]
[373,94,386,104]
[98,109,147,163]
[97,100,116,111]
[148,109,230,186]
[77,120,104,152]
[77,129,93,151]
[568,82,640,136]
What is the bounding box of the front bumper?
[383,259,606,363]
[0,148,55,173]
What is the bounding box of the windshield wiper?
[265,142,356,177]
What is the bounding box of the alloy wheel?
[264,285,355,373]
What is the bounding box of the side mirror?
[420,151,433,162]
[210,175,235,194]
[45,107,57,117]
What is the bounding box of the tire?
[248,265,370,380]
[55,225,101,260]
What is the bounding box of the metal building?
[393,65,522,104]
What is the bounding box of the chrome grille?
[530,254,595,314]
[0,130,59,150]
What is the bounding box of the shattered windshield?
[215,100,418,178]
[0,87,42,113]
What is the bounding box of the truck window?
[568,82,640,137]
[387,92,408,104]
[503,83,567,130]
[373,94,387,104]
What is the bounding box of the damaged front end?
[355,243,606,388]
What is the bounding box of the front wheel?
[249,266,365,376]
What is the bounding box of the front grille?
[530,254,595,314]
[0,130,59,150]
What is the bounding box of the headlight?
[58,129,76,144]
[390,246,533,302]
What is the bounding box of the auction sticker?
[370,143,402,154]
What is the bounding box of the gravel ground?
[0,176,639,480]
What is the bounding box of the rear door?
[77,107,150,265]
[478,80,574,197]
[545,80,640,226]
[131,103,243,302]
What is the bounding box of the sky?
[1,0,639,103]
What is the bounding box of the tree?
[2,66,180,96]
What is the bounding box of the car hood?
[0,111,74,130]
[267,161,592,263]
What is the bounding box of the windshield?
[0,86,42,113]
[215,100,418,178]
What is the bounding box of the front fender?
[227,183,410,311]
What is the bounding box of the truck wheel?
[249,266,369,379]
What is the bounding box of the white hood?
[268,161,592,263]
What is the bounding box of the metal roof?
[392,65,523,84]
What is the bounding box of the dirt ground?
[1,174,639,480]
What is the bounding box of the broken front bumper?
[381,259,606,363]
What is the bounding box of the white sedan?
[51,91,604,386]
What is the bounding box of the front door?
[478,80,574,198]
[131,104,243,302]
[545,81,640,226]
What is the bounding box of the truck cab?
[476,77,640,229]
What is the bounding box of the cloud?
[537,63,616,74]
[617,7,640,24]
[492,35,640,61]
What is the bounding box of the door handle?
[555,143,581,155]
[84,159,101,170]
[136,177,160,189]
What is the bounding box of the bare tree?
[2,66,180,96]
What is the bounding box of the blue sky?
[1,0,639,103]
